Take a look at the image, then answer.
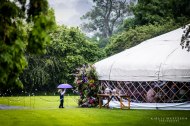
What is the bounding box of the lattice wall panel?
[99,81,190,103]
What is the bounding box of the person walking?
[58,89,66,108]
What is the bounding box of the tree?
[81,0,136,38]
[105,22,179,56]
[132,0,172,25]
[0,0,55,88]
[132,0,190,26]
[171,0,190,22]
[20,25,105,92]
[103,0,190,57]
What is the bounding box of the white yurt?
[94,27,190,110]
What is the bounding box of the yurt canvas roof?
[94,27,190,82]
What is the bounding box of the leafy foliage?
[74,65,99,107]
[132,0,172,25]
[0,0,55,88]
[171,0,190,21]
[27,9,55,54]
[105,22,179,56]
[20,26,105,92]
[105,0,190,56]
[131,0,190,26]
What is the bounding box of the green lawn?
[0,96,189,126]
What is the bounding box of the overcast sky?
[48,0,93,27]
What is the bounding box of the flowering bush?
[74,64,99,107]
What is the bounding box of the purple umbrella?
[57,84,73,89]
